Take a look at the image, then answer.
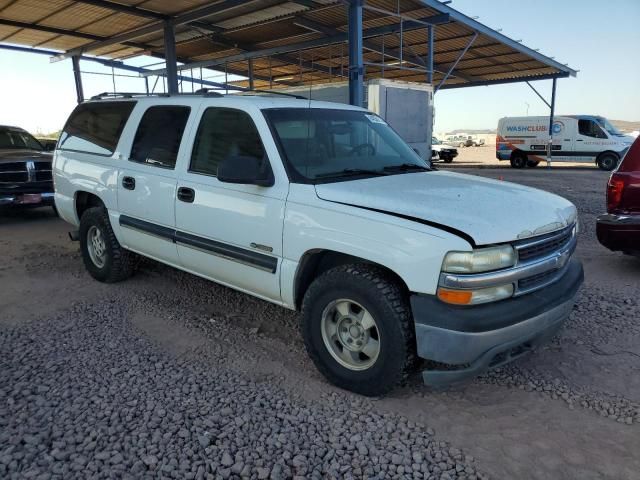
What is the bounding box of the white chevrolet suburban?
[53,92,584,396]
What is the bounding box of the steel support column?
[163,21,179,94]
[427,25,434,84]
[71,55,84,103]
[248,58,255,90]
[547,77,557,168]
[347,0,364,107]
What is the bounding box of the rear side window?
[189,108,265,176]
[59,102,134,155]
[130,106,191,169]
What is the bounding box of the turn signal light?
[437,288,473,305]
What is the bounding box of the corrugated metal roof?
[0,0,576,89]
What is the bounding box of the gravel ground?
[1,167,639,479]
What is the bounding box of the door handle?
[177,187,195,203]
[122,176,135,190]
[576,139,584,142]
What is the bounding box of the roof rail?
[89,92,170,100]
[194,86,307,100]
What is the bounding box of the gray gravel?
[0,298,483,480]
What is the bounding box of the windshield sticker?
[365,114,386,124]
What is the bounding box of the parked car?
[0,125,55,211]
[445,135,473,148]
[596,135,640,256]
[53,93,583,396]
[469,135,485,147]
[431,137,458,163]
[496,115,633,170]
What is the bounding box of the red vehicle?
[596,135,640,256]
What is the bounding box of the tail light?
[606,173,625,213]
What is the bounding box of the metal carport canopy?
[0,0,577,92]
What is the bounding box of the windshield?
[594,117,624,136]
[432,136,442,145]
[264,108,429,182]
[0,128,43,150]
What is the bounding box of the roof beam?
[74,0,168,20]
[146,12,451,77]
[277,16,478,82]
[439,72,570,90]
[190,23,342,78]
[416,0,577,76]
[0,17,155,51]
[51,0,255,62]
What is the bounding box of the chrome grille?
[34,161,52,181]
[0,162,28,183]
[0,161,52,183]
[516,226,574,263]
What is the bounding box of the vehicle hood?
[0,149,52,163]
[314,170,577,245]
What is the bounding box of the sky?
[0,0,638,135]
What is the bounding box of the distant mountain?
[610,120,640,133]
[446,128,496,134]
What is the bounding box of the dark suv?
[0,125,55,211]
[596,135,640,256]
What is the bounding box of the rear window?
[59,101,135,156]
[130,106,190,169]
[619,136,640,173]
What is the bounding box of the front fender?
[282,184,471,305]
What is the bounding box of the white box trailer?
[497,115,634,171]
[276,79,434,159]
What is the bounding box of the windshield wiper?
[316,168,389,179]
[383,163,430,173]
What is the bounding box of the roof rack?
[90,92,170,100]
[194,87,307,100]
[89,87,308,102]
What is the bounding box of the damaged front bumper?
[411,258,584,387]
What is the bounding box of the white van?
[496,115,633,170]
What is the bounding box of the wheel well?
[293,250,409,310]
[510,149,526,160]
[75,191,104,221]
[596,150,619,163]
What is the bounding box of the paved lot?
[1,167,639,479]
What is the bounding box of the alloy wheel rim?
[320,299,381,371]
[87,225,107,268]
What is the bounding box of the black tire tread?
[80,207,139,283]
[301,263,418,396]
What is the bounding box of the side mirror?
[217,155,274,187]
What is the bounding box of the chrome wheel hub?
[321,299,381,371]
[87,225,107,268]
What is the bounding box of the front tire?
[597,152,618,171]
[301,264,417,396]
[510,151,527,169]
[79,207,138,283]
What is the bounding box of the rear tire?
[510,151,527,169]
[597,152,618,171]
[444,157,453,163]
[526,160,540,168]
[301,264,417,396]
[79,207,139,283]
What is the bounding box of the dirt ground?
[1,165,639,479]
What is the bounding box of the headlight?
[442,245,516,274]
